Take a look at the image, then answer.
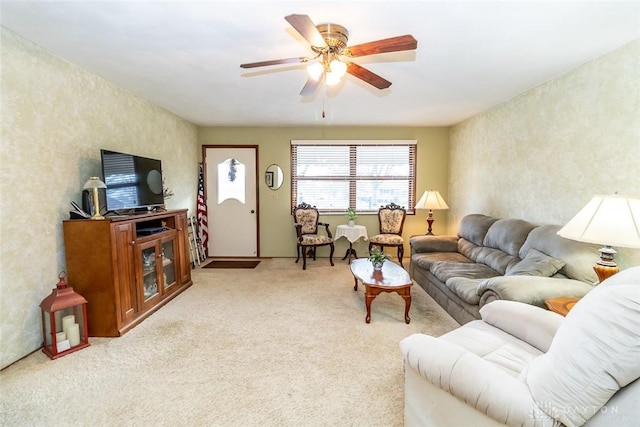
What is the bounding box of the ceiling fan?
[240,14,418,96]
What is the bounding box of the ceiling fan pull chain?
[322,94,326,118]
[322,83,327,119]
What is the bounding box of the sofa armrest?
[479,300,564,352]
[409,235,459,254]
[477,276,593,308]
[400,334,549,425]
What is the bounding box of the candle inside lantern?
[62,315,75,335]
[67,323,80,347]
[56,331,66,342]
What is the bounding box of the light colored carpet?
[0,258,458,426]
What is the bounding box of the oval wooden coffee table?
[350,259,413,324]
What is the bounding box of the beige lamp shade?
[414,190,449,210]
[557,195,640,249]
[557,194,640,283]
[83,176,107,190]
[415,190,449,235]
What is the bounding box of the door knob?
[250,210,255,214]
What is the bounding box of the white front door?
[204,146,258,257]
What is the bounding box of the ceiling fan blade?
[285,14,327,47]
[240,57,306,69]
[346,63,391,90]
[300,76,323,96]
[347,35,417,57]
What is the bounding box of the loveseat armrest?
[410,235,459,254]
[479,300,564,352]
[477,276,593,309]
[400,334,551,426]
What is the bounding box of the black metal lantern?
[39,272,90,359]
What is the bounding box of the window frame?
[290,140,417,215]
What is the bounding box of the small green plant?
[346,208,357,221]
[367,247,391,263]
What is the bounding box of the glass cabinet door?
[140,244,159,303]
[161,238,176,291]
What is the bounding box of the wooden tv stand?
[63,209,193,337]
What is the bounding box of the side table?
[544,297,580,316]
[335,224,368,264]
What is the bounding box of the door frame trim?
[202,144,260,258]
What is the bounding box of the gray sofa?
[409,214,601,324]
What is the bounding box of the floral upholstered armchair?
[292,202,335,270]
[369,202,407,268]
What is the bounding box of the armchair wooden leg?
[295,245,301,263]
[302,246,307,270]
[398,245,404,268]
[329,243,335,266]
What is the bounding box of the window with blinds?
[291,140,417,214]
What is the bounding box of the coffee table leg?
[365,293,373,323]
[353,277,358,291]
[365,286,380,324]
[401,289,412,324]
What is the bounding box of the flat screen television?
[101,149,165,212]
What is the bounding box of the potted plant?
[346,208,357,226]
[368,247,390,270]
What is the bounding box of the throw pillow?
[505,249,565,277]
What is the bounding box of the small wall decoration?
[265,171,274,188]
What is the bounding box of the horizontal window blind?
[291,140,416,214]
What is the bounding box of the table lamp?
[557,194,640,283]
[83,176,107,220]
[414,190,449,235]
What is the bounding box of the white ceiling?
[2,1,639,127]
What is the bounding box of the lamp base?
[593,245,619,284]
[593,263,619,284]
[90,188,104,220]
[425,210,434,235]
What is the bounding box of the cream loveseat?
[400,266,640,427]
[409,214,600,324]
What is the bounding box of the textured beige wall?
[449,40,640,268]
[0,29,199,368]
[198,127,450,258]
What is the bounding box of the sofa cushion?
[444,277,483,304]
[431,261,500,284]
[526,267,640,426]
[457,214,499,246]
[520,224,599,284]
[457,238,484,262]
[483,218,536,257]
[505,249,565,277]
[473,247,519,275]
[411,252,472,271]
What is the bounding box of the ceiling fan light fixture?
[325,71,341,86]
[241,14,418,95]
[329,59,347,78]
[307,62,324,81]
